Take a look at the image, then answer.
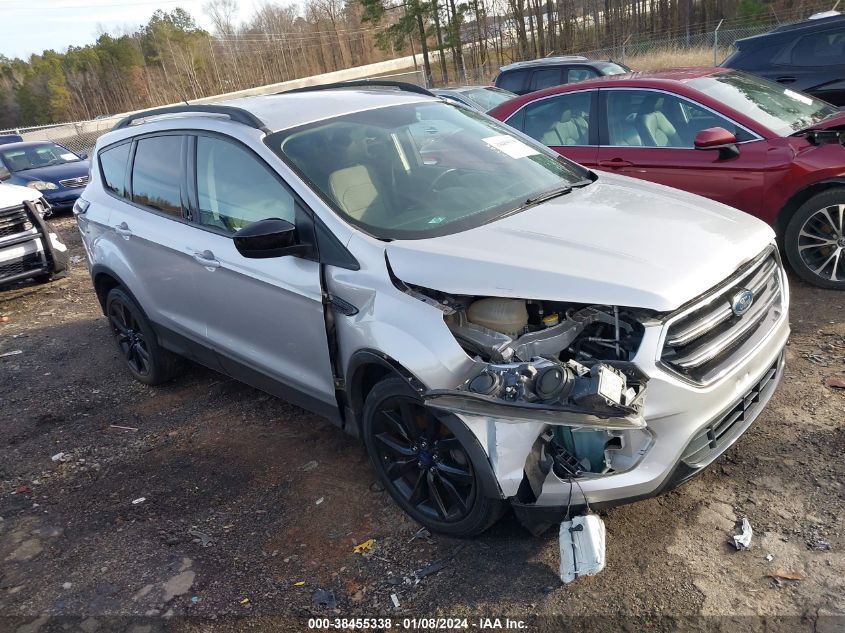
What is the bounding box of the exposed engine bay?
[403,285,654,483]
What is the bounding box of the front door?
[595,88,770,217]
[185,133,337,417]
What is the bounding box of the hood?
[385,173,774,312]
[804,110,845,131]
[13,160,90,185]
[0,182,43,208]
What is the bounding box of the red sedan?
[488,68,845,289]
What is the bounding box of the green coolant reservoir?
[553,426,610,473]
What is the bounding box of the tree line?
[0,0,815,128]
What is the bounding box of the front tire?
[105,287,180,385]
[784,190,845,289]
[362,376,504,537]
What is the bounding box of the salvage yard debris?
[731,518,753,550]
[132,497,146,505]
[0,350,23,357]
[353,539,375,554]
[188,529,214,547]
[767,569,807,581]
[823,376,845,390]
[109,424,139,431]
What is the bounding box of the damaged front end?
[399,281,658,531]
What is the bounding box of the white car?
[76,82,789,536]
[0,182,68,288]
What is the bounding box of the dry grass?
[624,46,730,71]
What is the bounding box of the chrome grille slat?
[661,247,785,385]
[58,175,89,188]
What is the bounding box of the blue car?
[0,141,90,212]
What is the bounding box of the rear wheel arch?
[92,267,124,314]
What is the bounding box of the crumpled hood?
[386,173,774,312]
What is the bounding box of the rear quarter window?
[497,70,527,93]
[98,142,131,198]
[130,136,184,218]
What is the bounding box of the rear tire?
[105,287,180,385]
[362,376,504,537]
[784,189,845,290]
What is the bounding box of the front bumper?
[454,306,790,527]
[0,200,69,286]
[43,188,82,210]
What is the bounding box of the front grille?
[0,252,45,283]
[58,175,89,188]
[660,246,785,385]
[0,204,33,238]
[681,354,782,467]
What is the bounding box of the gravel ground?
[1,215,844,633]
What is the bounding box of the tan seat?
[540,110,584,146]
[642,111,682,147]
[328,164,388,224]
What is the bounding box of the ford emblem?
[731,289,754,316]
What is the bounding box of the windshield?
[459,87,516,111]
[267,101,589,239]
[0,143,82,172]
[686,70,837,136]
[594,61,630,75]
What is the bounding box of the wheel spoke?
[435,437,461,452]
[435,461,473,486]
[109,314,129,336]
[819,207,838,236]
[811,248,841,281]
[385,456,416,478]
[382,409,414,444]
[398,401,421,440]
[426,470,449,519]
[375,432,416,457]
[434,470,469,513]
[836,204,845,237]
[408,470,427,507]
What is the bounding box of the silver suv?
[76,82,789,536]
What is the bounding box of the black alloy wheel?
[362,377,504,536]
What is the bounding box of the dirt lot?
[1,215,844,633]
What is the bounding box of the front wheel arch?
[776,179,845,242]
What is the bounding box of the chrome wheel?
[797,204,845,282]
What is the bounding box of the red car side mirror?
[694,127,739,159]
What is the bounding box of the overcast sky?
[0,0,253,60]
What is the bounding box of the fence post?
[713,19,724,66]
[621,35,631,65]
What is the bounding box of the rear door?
[104,133,212,360]
[764,24,845,105]
[504,89,599,168]
[185,133,337,417]
[594,88,770,216]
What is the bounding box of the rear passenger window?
[497,70,527,93]
[530,68,562,91]
[99,142,131,198]
[566,67,598,83]
[131,136,183,217]
[516,91,593,146]
[195,136,295,233]
[787,28,845,66]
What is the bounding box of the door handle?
[598,159,634,168]
[114,222,133,239]
[776,76,796,84]
[192,249,220,270]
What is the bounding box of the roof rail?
[283,79,435,98]
[112,105,270,133]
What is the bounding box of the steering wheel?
[426,168,460,194]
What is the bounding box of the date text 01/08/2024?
[307,617,528,629]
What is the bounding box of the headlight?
[26,180,58,191]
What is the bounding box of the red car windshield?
[687,71,837,137]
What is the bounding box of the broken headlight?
[426,357,647,430]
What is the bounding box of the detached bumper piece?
[425,358,648,430]
[0,200,68,287]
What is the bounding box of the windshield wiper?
[483,179,593,225]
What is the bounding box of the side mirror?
[694,127,739,159]
[78,153,88,160]
[233,218,310,259]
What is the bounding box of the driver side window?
[196,136,295,233]
[605,90,752,148]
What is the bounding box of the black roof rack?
[112,105,270,133]
[282,79,435,98]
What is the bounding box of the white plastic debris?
[132,497,146,505]
[315,497,324,505]
[390,593,400,608]
[559,513,606,583]
[732,517,753,550]
[765,554,774,561]
[0,350,23,358]
[51,452,66,462]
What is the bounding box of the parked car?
[0,182,68,288]
[722,13,845,106]
[494,56,630,95]
[0,134,24,145]
[431,86,516,112]
[0,141,90,212]
[76,82,788,536]
[489,68,845,289]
